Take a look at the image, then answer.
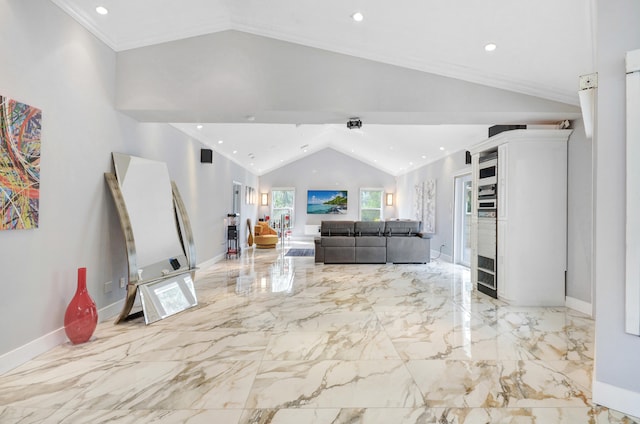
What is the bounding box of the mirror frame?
[105,154,197,324]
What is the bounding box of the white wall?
[0,0,257,372]
[258,148,396,235]
[396,150,470,262]
[592,0,640,416]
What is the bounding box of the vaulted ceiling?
[50,0,593,175]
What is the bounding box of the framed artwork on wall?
[246,186,257,204]
[0,94,42,230]
[307,190,347,214]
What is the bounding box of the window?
[359,188,383,221]
[271,188,295,228]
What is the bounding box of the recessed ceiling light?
[439,147,445,151]
[232,150,237,154]
[422,155,427,159]
[409,162,414,166]
[218,140,223,144]
[95,6,108,15]
[196,124,203,130]
[484,43,497,52]
[352,11,364,22]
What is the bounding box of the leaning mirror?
[105,153,197,324]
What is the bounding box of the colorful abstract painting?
[0,95,42,230]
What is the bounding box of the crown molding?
[230,23,579,106]
[50,0,231,52]
[50,0,118,50]
[116,18,232,51]
[51,1,582,104]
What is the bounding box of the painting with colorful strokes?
[0,95,42,230]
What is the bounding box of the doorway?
[232,181,242,215]
[454,173,472,267]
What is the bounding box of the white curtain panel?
[413,180,436,233]
[423,179,436,233]
[413,183,424,222]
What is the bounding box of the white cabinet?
[470,129,571,306]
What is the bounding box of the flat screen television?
[307,190,348,214]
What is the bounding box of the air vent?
[488,124,526,137]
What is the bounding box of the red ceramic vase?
[64,267,98,344]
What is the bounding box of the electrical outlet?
[119,277,126,288]
[104,281,113,294]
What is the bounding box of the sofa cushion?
[324,247,356,263]
[384,220,421,236]
[321,236,355,247]
[255,222,277,236]
[254,234,278,248]
[320,221,355,236]
[355,236,386,247]
[354,221,385,236]
[386,236,430,263]
[355,246,386,264]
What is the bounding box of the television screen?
[307,190,348,214]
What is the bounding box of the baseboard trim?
[1,255,230,376]
[99,299,125,322]
[0,298,131,375]
[565,295,593,316]
[431,250,453,263]
[0,328,67,375]
[196,253,225,274]
[593,380,640,419]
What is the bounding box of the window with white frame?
[359,188,383,221]
[270,188,295,228]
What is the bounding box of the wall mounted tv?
[307,190,348,214]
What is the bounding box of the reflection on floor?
[1,239,638,423]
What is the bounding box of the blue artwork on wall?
[307,190,347,214]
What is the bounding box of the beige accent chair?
[254,221,278,248]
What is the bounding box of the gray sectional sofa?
[314,220,431,264]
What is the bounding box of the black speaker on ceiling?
[200,148,213,163]
[465,151,471,165]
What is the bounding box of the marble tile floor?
[1,240,639,424]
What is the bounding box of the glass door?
[454,174,472,267]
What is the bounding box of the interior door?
[454,174,472,267]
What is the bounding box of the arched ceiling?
[51,0,591,175]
